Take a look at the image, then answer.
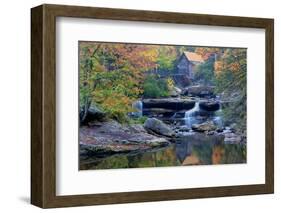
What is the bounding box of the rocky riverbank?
[80,118,245,159]
[173,121,246,144]
[80,85,246,159]
[80,119,172,159]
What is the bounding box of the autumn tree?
[194,54,216,85]
[156,46,177,72]
[215,48,247,131]
[194,47,247,131]
[79,42,158,123]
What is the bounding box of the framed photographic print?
[31,4,274,208]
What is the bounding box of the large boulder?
[79,120,171,157]
[199,101,220,111]
[183,85,215,97]
[192,121,217,132]
[144,118,174,137]
[142,98,195,111]
[80,105,106,124]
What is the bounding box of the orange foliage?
[214,61,223,74]
[228,62,240,72]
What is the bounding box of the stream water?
[80,100,246,170]
[80,134,246,170]
[184,101,222,128]
[166,100,223,130]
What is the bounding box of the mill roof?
[183,51,204,63]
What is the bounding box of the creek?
[80,94,246,170]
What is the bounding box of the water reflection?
[80,133,246,170]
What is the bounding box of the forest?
[79,42,247,170]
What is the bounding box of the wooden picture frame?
[31,4,274,208]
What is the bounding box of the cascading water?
[131,100,143,117]
[213,107,223,128]
[184,102,200,128]
[184,101,223,128]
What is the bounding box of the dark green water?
[79,134,246,170]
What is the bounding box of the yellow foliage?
[166,77,175,91]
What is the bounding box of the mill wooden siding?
[176,55,194,79]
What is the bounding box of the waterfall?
[184,102,199,127]
[184,101,223,128]
[131,100,143,117]
[213,116,223,128]
[213,107,223,128]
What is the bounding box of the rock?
[79,143,137,156]
[224,135,241,144]
[221,129,242,144]
[88,121,103,127]
[144,118,174,137]
[206,131,215,135]
[142,98,195,110]
[192,121,217,132]
[199,101,220,111]
[169,87,182,97]
[142,108,175,117]
[175,133,182,137]
[178,126,190,132]
[169,90,180,98]
[183,85,215,97]
[129,124,147,133]
[87,106,106,118]
[169,90,179,97]
[174,87,182,94]
[224,133,237,138]
[172,111,186,118]
[80,120,171,157]
[216,128,224,133]
[128,135,170,146]
[120,140,130,144]
[96,120,125,134]
[181,88,189,96]
[199,109,214,116]
[222,129,232,134]
[145,138,170,147]
[230,123,237,132]
[80,105,106,124]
